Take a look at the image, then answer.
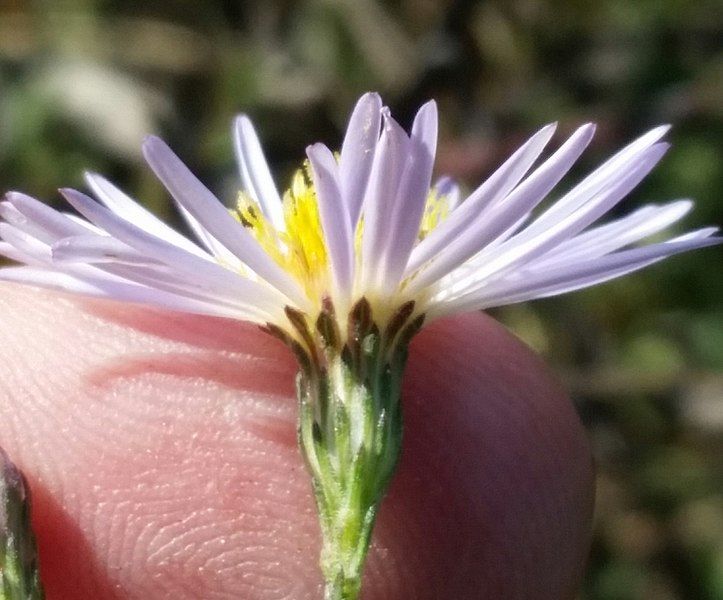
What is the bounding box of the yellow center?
[235,165,328,299]
[234,164,452,301]
[419,188,450,240]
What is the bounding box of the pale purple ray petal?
[95,262,281,321]
[439,200,695,303]
[0,242,46,266]
[405,123,558,275]
[380,100,438,295]
[46,245,274,316]
[520,126,671,239]
[435,230,720,316]
[433,176,461,210]
[174,203,244,268]
[359,109,411,291]
[60,188,288,311]
[52,234,161,265]
[61,212,104,233]
[529,200,693,270]
[0,266,118,295]
[6,192,91,239]
[339,92,382,227]
[0,265,261,321]
[306,142,353,303]
[447,142,669,290]
[405,124,596,294]
[480,214,531,252]
[85,173,208,257]
[0,201,62,245]
[0,222,52,260]
[142,136,309,308]
[233,115,285,230]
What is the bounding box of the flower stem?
[323,570,362,600]
[291,299,420,599]
[297,350,404,599]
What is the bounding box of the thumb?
[0,284,593,599]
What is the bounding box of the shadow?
[29,477,124,600]
[85,349,296,399]
[75,296,286,359]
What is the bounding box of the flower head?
[0,93,718,345]
[1,93,719,599]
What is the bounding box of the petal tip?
[142,135,167,154]
[58,187,85,204]
[233,113,252,128]
[83,171,104,185]
[359,91,382,104]
[4,191,25,203]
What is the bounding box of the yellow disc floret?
[233,163,453,306]
[419,188,450,240]
[236,192,283,263]
[282,168,328,296]
[234,164,328,300]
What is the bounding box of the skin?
[0,284,594,599]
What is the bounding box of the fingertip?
[0,287,593,599]
[365,312,593,598]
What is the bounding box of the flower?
[0,92,719,599]
[0,92,717,339]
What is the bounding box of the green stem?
[296,326,407,599]
[323,571,362,600]
[275,298,423,599]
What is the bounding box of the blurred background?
[0,1,721,598]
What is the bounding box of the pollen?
[234,163,455,304]
[235,165,328,299]
[419,188,451,240]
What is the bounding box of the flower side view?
[0,92,719,599]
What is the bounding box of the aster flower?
[0,93,719,599]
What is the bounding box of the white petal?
[445,142,669,292]
[359,109,410,292]
[306,142,353,304]
[406,123,596,294]
[520,125,671,239]
[435,230,720,315]
[142,136,309,309]
[52,234,160,265]
[433,176,461,210]
[233,115,285,231]
[85,172,209,257]
[60,188,288,312]
[339,92,382,227]
[0,266,262,321]
[405,122,558,276]
[381,100,438,295]
[6,192,90,240]
[529,200,693,270]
